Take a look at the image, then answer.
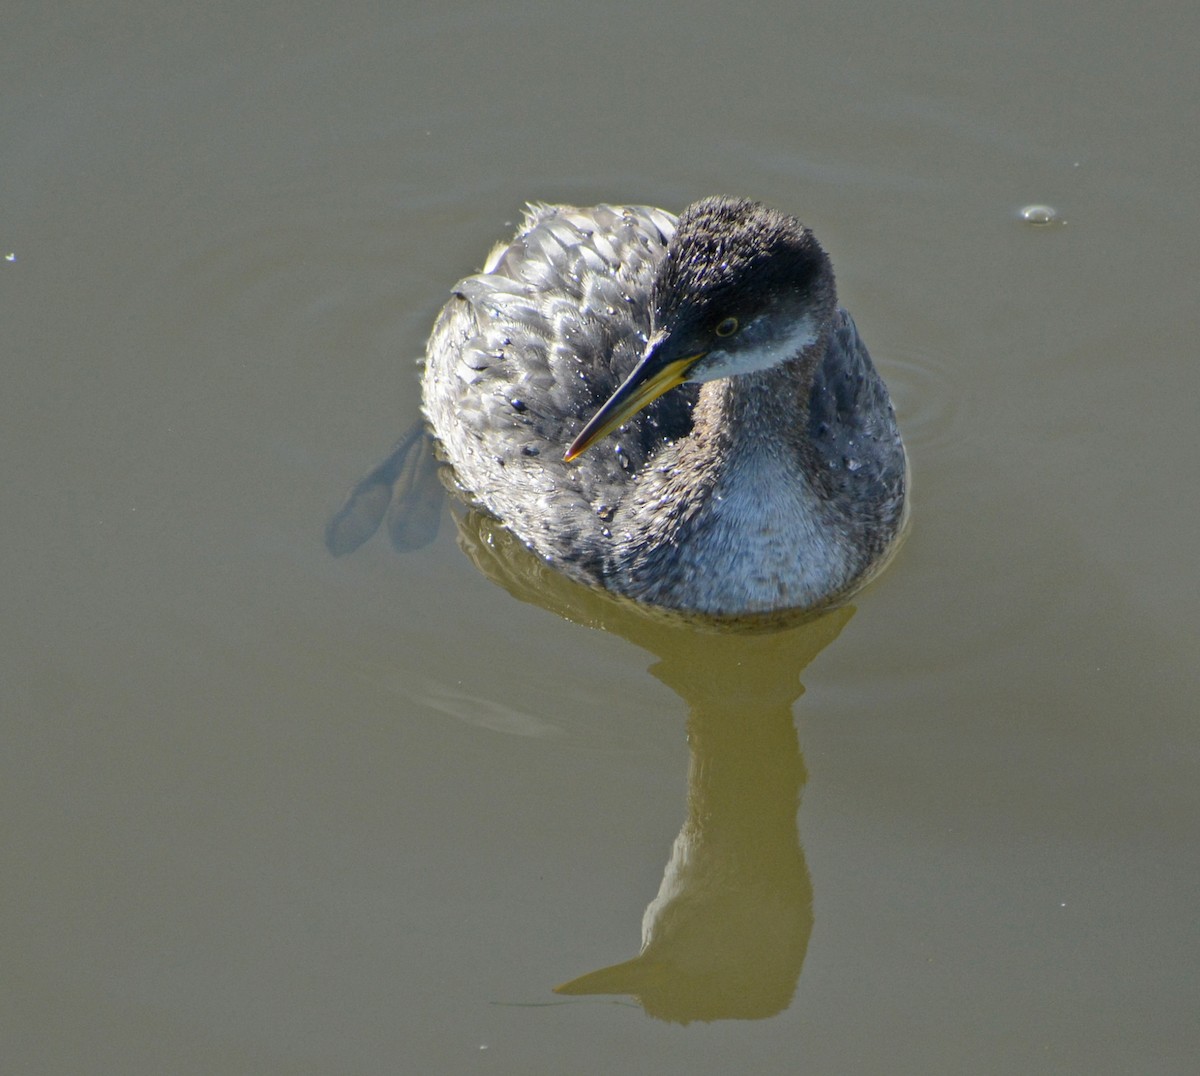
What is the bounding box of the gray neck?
[692,350,821,467]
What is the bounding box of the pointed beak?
[564,335,706,462]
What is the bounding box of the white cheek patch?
[689,314,818,383]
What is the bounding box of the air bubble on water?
[1018,204,1063,226]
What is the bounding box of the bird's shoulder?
[805,308,907,502]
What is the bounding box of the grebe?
[350,197,907,617]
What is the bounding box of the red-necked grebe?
[373,196,907,617]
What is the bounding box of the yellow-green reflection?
[456,509,855,1024]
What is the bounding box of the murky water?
[5,2,1198,1072]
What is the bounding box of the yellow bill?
[564,353,703,462]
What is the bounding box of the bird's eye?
[714,316,739,338]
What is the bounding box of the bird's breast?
[608,447,858,616]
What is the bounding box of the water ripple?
[883,340,964,453]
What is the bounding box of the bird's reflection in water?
[454,506,856,1024]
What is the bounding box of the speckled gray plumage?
[421,199,907,616]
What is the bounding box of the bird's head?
[565,196,836,461]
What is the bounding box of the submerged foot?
[325,420,442,556]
